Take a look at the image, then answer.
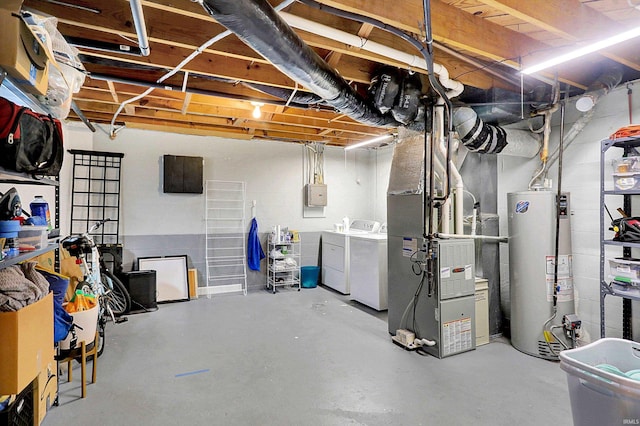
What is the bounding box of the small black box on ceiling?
[163,155,203,194]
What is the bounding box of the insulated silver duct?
[453,107,508,154]
[201,0,401,128]
[453,107,541,157]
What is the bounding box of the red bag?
[0,97,63,176]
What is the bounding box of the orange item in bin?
[65,290,96,313]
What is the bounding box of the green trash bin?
[301,266,320,288]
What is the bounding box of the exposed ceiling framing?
[21,0,640,146]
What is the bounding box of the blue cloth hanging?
[247,217,265,271]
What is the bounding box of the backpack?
[0,97,64,176]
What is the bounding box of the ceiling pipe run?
[130,0,150,57]
[200,0,401,128]
[280,12,464,98]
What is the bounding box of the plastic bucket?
[301,266,320,288]
[60,304,99,350]
[559,338,640,426]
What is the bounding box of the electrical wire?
[109,0,296,138]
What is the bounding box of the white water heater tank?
[507,189,574,359]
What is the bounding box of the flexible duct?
[453,107,540,158]
[201,0,401,128]
[454,107,507,154]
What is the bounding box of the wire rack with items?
[599,135,640,339]
[266,230,300,294]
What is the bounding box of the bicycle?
[61,218,131,356]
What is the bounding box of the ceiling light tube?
[521,26,640,75]
[344,134,394,150]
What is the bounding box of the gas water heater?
[507,189,574,360]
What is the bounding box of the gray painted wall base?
[121,231,322,293]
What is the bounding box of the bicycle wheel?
[97,309,106,357]
[101,270,131,316]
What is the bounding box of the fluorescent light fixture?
[344,134,394,151]
[521,26,640,75]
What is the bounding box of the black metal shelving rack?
[599,135,640,339]
[68,149,124,273]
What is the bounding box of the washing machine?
[321,219,380,294]
[349,224,388,310]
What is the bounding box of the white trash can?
[559,338,640,426]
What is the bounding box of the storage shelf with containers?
[266,231,301,294]
[599,135,640,339]
[0,173,59,424]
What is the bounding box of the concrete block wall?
[498,81,640,342]
[53,126,380,295]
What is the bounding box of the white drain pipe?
[280,12,464,98]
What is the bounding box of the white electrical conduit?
[109,0,296,137]
[280,12,464,98]
[129,0,150,56]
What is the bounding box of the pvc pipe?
[442,197,451,234]
[436,233,508,242]
[436,98,465,234]
[280,12,464,98]
[130,0,150,57]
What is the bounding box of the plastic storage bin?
[559,338,640,426]
[609,258,640,281]
[300,266,320,288]
[613,156,640,174]
[614,172,640,190]
[18,226,47,249]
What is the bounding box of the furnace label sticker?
[465,264,472,280]
[515,200,530,213]
[403,237,417,257]
[442,317,473,356]
[440,267,451,279]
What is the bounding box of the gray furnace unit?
[386,130,475,358]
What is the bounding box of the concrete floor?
[43,285,573,426]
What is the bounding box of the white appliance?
[321,219,380,294]
[349,224,388,310]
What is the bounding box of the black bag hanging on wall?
[0,97,63,176]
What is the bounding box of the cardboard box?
[34,352,56,425]
[0,293,54,395]
[33,250,55,271]
[0,0,49,96]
